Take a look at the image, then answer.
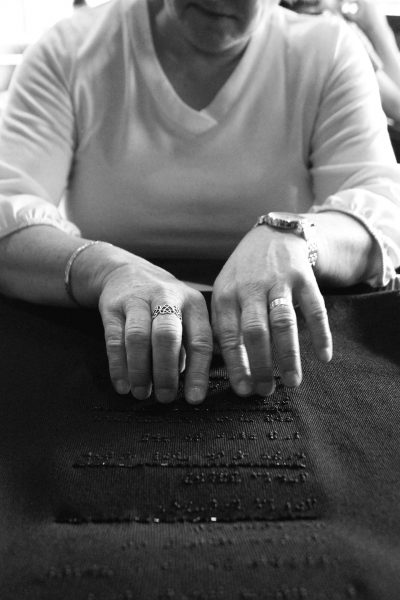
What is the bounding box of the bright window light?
[381,1,400,15]
[0,0,72,46]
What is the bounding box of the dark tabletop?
[0,290,399,600]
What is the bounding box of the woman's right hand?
[96,254,213,405]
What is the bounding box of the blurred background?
[0,0,107,110]
[0,1,107,48]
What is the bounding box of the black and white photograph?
[1,1,400,598]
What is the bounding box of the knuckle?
[102,291,128,313]
[186,370,209,387]
[99,294,116,313]
[217,330,240,353]
[105,335,124,355]
[269,311,297,332]
[242,320,267,343]
[213,286,236,308]
[109,364,125,380]
[279,348,300,363]
[125,324,149,345]
[127,368,149,383]
[186,335,213,356]
[153,323,181,347]
[308,304,328,324]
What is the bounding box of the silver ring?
[268,298,292,312]
[151,304,182,322]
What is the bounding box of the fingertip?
[235,379,253,397]
[320,347,333,363]
[156,389,176,404]
[282,370,302,388]
[114,379,131,395]
[255,380,275,397]
[132,385,152,400]
[186,386,206,405]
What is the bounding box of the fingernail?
[284,371,301,387]
[132,386,152,400]
[157,389,175,404]
[255,381,275,397]
[236,380,253,396]
[187,386,205,405]
[115,380,130,395]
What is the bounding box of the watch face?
[266,212,300,230]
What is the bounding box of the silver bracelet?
[64,240,102,306]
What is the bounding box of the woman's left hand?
[212,225,333,397]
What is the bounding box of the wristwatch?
[254,211,318,268]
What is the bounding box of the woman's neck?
[148,0,249,110]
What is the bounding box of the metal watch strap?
[254,214,318,268]
[298,219,318,268]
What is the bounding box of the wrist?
[311,211,381,286]
[66,241,133,307]
[254,212,318,269]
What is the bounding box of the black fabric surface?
[0,291,400,599]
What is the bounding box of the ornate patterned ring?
[151,304,183,322]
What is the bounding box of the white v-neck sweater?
[0,0,400,285]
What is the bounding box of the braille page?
[56,363,325,524]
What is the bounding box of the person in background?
[283,0,400,123]
[0,0,400,406]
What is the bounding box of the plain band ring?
[269,298,292,312]
[151,304,183,322]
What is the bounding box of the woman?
[0,0,399,405]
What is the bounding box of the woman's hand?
[97,255,213,404]
[212,225,333,397]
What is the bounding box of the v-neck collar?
[128,0,271,135]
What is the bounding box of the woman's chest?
[67,116,312,258]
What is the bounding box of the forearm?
[376,70,400,123]
[312,211,381,288]
[0,225,131,307]
[362,21,400,87]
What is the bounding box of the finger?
[151,302,183,403]
[268,295,302,388]
[124,297,152,400]
[101,306,130,395]
[241,295,275,397]
[297,284,332,363]
[183,293,213,405]
[212,292,253,397]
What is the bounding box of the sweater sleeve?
[0,23,81,239]
[308,20,400,287]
